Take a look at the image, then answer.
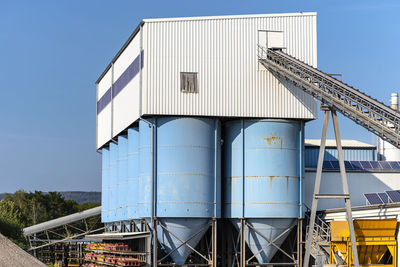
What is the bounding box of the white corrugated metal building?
[96,12,317,149]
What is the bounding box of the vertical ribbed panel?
[127,127,139,219]
[101,147,110,222]
[117,135,128,221]
[109,142,119,222]
[142,13,317,119]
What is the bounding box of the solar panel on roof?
[379,161,392,169]
[370,161,381,169]
[320,160,400,170]
[389,162,400,169]
[386,190,400,202]
[360,161,372,169]
[323,161,333,169]
[364,193,383,205]
[378,192,390,203]
[331,161,340,169]
[350,161,363,169]
[344,161,353,169]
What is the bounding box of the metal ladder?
[304,107,359,267]
[305,209,331,266]
[258,45,400,149]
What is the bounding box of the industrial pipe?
[140,118,155,224]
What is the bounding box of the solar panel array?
[386,190,400,202]
[323,161,400,170]
[364,190,400,205]
[378,192,390,204]
[364,193,383,205]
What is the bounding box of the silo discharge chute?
[233,218,296,263]
[157,218,210,264]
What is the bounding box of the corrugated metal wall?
[142,13,317,119]
[97,69,112,148]
[96,32,142,149]
[304,171,400,210]
[97,13,318,149]
[112,35,141,138]
[305,147,376,167]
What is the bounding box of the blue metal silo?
[224,119,304,263]
[117,135,128,221]
[139,117,221,264]
[101,147,110,222]
[138,118,155,218]
[127,127,139,221]
[109,142,119,222]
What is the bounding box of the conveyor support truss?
[258,46,400,148]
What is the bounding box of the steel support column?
[212,218,217,267]
[303,107,359,267]
[297,219,303,267]
[240,218,246,267]
[153,218,158,267]
[303,109,329,267]
[331,110,359,267]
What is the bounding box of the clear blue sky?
[1,0,399,192]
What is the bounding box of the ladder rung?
[314,194,350,199]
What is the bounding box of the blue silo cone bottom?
[232,218,295,263]
[157,218,209,264]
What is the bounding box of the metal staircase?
[257,45,400,148]
[305,212,331,267]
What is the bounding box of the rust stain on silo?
[270,176,275,189]
[262,133,284,149]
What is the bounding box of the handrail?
[258,45,400,148]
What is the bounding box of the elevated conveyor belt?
[257,45,400,148]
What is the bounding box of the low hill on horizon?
[0,191,101,204]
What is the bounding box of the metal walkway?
[258,46,400,148]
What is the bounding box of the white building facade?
[96,13,318,149]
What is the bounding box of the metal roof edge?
[324,202,400,214]
[143,12,317,23]
[96,21,144,84]
[305,139,376,148]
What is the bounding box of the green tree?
[0,200,27,248]
[1,190,101,250]
[4,190,80,225]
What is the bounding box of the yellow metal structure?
[330,219,397,267]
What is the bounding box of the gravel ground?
[0,233,47,267]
